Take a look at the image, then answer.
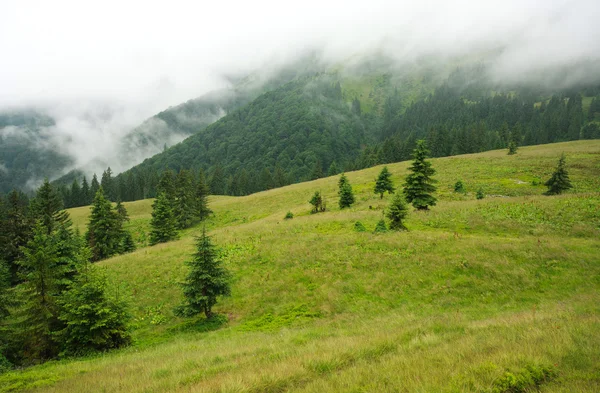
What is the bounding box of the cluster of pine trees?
[149,168,212,245]
[0,181,130,369]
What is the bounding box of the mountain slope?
[2,140,599,392]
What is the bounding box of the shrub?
[454,180,466,193]
[284,211,294,220]
[373,219,387,233]
[476,188,485,200]
[354,221,367,232]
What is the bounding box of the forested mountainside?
[54,66,600,207]
[0,110,73,193]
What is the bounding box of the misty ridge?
[0,0,599,193]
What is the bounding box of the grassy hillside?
[1,140,599,392]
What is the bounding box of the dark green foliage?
[150,192,178,245]
[157,169,176,203]
[454,180,466,193]
[115,201,129,223]
[86,188,121,262]
[90,174,100,199]
[195,169,212,221]
[284,211,294,220]
[507,140,518,155]
[386,193,409,231]
[0,190,32,284]
[120,231,136,253]
[403,140,437,210]
[174,169,195,229]
[374,166,395,199]
[544,154,573,195]
[100,168,115,201]
[309,191,326,214]
[81,176,91,205]
[373,219,387,233]
[12,223,72,361]
[30,179,71,235]
[476,188,485,200]
[354,221,366,232]
[209,165,227,195]
[174,228,231,319]
[338,174,355,209]
[327,161,340,176]
[311,160,324,180]
[57,267,131,356]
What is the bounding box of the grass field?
[1,140,599,392]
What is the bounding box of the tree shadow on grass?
[167,314,228,335]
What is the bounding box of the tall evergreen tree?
[90,174,100,199]
[195,169,212,221]
[0,190,32,284]
[86,188,121,262]
[81,176,91,205]
[174,228,231,319]
[69,179,82,207]
[56,264,131,355]
[158,169,176,202]
[403,140,437,210]
[30,179,71,235]
[327,161,340,176]
[174,169,195,229]
[544,154,573,195]
[209,165,226,195]
[310,160,324,180]
[386,192,409,230]
[374,166,395,199]
[150,192,178,245]
[100,168,114,201]
[338,174,355,209]
[13,223,68,361]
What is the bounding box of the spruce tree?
[328,161,339,176]
[544,154,573,195]
[86,188,120,261]
[101,167,115,201]
[13,223,67,361]
[30,180,71,235]
[150,192,178,245]
[90,174,100,199]
[309,191,326,213]
[311,160,324,180]
[57,264,131,355]
[69,179,81,207]
[374,166,395,199]
[1,190,32,284]
[195,169,212,221]
[158,169,176,202]
[209,165,226,195]
[403,140,437,210]
[174,169,195,229]
[386,192,409,231]
[338,174,355,209]
[174,228,231,319]
[81,176,91,205]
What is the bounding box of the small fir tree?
[507,140,518,155]
[544,154,573,195]
[403,140,437,210]
[338,174,355,209]
[476,188,485,200]
[374,166,395,199]
[174,228,231,319]
[150,192,178,245]
[454,180,466,193]
[386,193,409,231]
[373,219,387,233]
[309,191,326,213]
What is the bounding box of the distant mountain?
[0,110,73,194]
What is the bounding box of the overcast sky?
[1,0,599,180]
[2,0,599,110]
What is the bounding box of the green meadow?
[1,140,599,392]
